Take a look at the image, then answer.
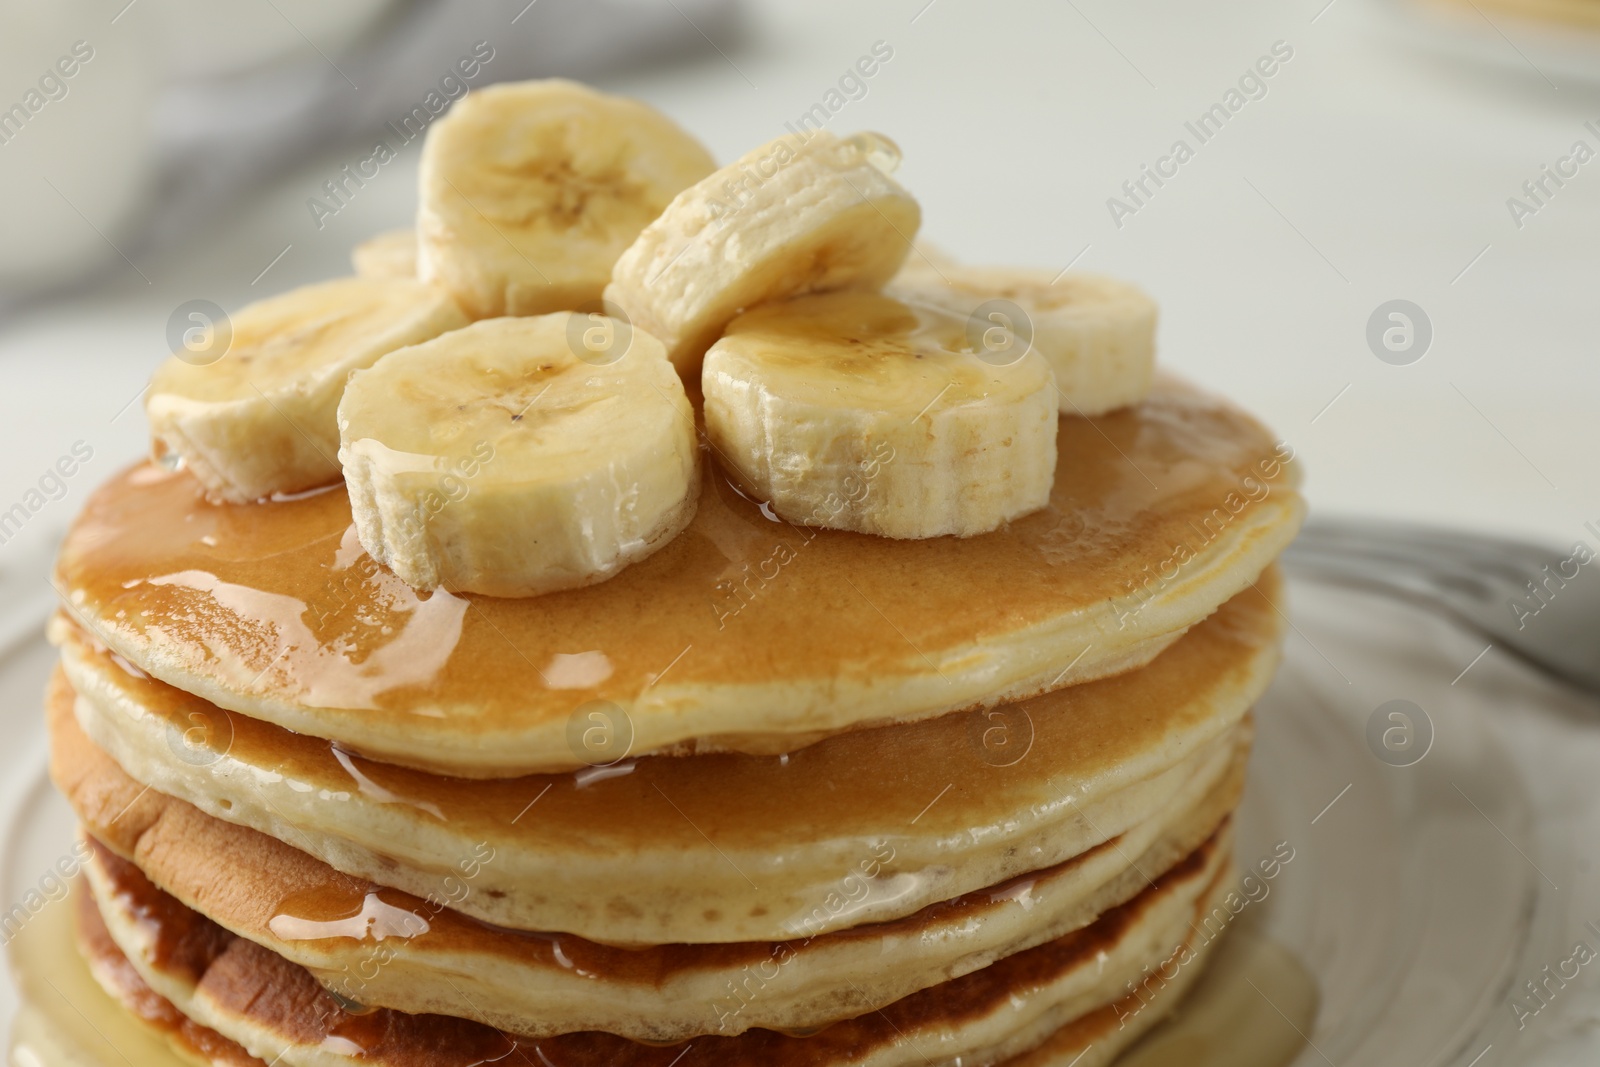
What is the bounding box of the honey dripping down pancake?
[50,676,1251,1040]
[54,376,1302,777]
[54,570,1283,946]
[77,829,1235,1067]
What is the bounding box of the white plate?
[4,577,1599,1064]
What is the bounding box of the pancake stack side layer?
[14,79,1306,1067]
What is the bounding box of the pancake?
[53,376,1303,777]
[54,682,1246,1039]
[79,833,1232,1067]
[53,570,1281,946]
[75,881,261,1067]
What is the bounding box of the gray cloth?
[142,0,739,258]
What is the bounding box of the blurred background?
[1,0,1597,635]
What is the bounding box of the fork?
[1282,516,1600,697]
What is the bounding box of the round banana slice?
[338,314,700,597]
[146,277,468,504]
[606,129,922,376]
[351,228,417,279]
[418,79,715,319]
[703,290,1056,539]
[892,264,1158,416]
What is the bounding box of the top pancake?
[54,376,1302,776]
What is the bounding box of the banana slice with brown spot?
[703,290,1056,539]
[606,129,921,377]
[418,80,715,319]
[338,314,699,597]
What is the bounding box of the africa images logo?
[1106,41,1294,229]
[0,40,95,147]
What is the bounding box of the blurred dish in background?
[143,0,402,81]
[1429,0,1600,31]
[0,0,741,305]
[1372,0,1600,89]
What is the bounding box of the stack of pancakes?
[32,370,1302,1066]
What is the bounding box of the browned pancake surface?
[76,889,262,1067]
[56,377,1297,774]
[56,570,1280,858]
[50,677,1238,989]
[82,832,1225,1066]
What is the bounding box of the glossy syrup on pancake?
[79,832,1231,1066]
[54,670,1249,1039]
[7,866,1308,1067]
[54,571,1281,947]
[54,377,1303,776]
[1115,931,1317,1067]
[56,593,1275,954]
[80,863,520,1066]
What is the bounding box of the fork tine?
[1285,516,1600,696]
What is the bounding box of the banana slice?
[418,79,715,319]
[351,228,417,279]
[606,129,921,376]
[338,314,700,597]
[702,290,1056,539]
[146,277,468,504]
[892,264,1157,416]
